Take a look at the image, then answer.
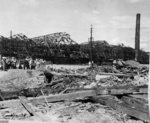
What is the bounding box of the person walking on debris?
[6,57,11,69]
[16,60,21,69]
[24,58,29,69]
[29,58,36,69]
[44,68,53,83]
[11,57,17,69]
[2,57,6,71]
[35,58,40,69]
[88,61,94,68]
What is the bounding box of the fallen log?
[92,96,150,122]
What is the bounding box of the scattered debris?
[0,63,149,123]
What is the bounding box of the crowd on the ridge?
[0,57,46,71]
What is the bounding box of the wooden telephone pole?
[88,25,94,67]
[10,30,12,57]
[90,25,93,63]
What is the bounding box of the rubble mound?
[123,60,141,68]
[0,69,44,91]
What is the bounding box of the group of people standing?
[0,57,46,71]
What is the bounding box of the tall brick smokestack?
[135,13,140,61]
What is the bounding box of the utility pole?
[89,25,93,67]
[10,30,12,57]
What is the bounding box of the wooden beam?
[128,94,148,101]
[19,96,51,122]
[0,85,147,101]
[30,90,96,104]
[121,96,148,113]
[97,73,133,77]
[51,71,88,77]
[93,96,150,122]
[0,119,50,123]
[96,86,147,95]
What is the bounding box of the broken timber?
[121,96,148,113]
[0,86,149,122]
[98,73,133,77]
[19,96,51,122]
[30,90,96,104]
[0,85,148,101]
[51,71,88,77]
[92,96,150,122]
[0,119,50,123]
[0,90,96,108]
[128,94,148,101]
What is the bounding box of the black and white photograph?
[0,0,149,123]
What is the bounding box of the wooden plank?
[0,90,96,108]
[96,87,147,95]
[98,73,133,77]
[0,119,50,123]
[128,94,148,101]
[0,91,20,100]
[0,86,53,100]
[62,85,148,95]
[116,101,149,122]
[44,79,64,87]
[30,90,96,104]
[121,96,148,113]
[51,71,88,77]
[93,96,150,122]
[19,96,51,122]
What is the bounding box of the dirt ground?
[0,71,8,78]
[46,64,89,70]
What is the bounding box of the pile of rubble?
[0,60,149,123]
[0,69,44,91]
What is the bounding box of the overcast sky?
[0,0,149,51]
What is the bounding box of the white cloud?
[17,0,39,6]
[92,10,99,14]
[81,13,102,25]
[111,37,120,45]
[126,0,148,3]
[74,10,79,14]
[109,16,135,29]
[109,15,150,29]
